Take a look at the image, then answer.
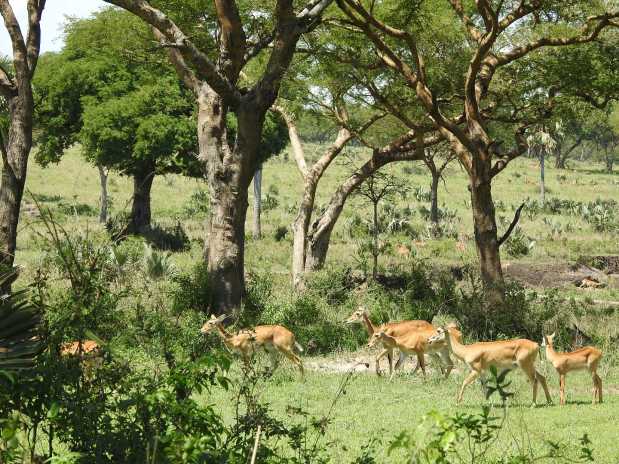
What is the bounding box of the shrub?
[144,221,190,251]
[182,189,210,218]
[274,225,288,241]
[504,227,535,257]
[171,262,211,315]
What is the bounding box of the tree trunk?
[605,148,614,173]
[469,164,504,294]
[127,165,154,234]
[200,90,262,315]
[372,200,379,279]
[252,167,262,239]
[430,171,440,227]
[292,176,318,290]
[539,149,545,204]
[97,165,109,224]
[0,93,33,286]
[305,156,391,271]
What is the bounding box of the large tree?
[102,0,336,313]
[338,0,619,298]
[0,0,46,288]
[35,10,199,234]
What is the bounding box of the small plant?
[182,189,210,218]
[504,227,535,257]
[262,191,280,211]
[143,243,175,279]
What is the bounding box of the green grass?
[19,145,618,293]
[204,354,619,462]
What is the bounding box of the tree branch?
[25,0,45,76]
[153,28,200,94]
[271,104,308,177]
[104,0,241,105]
[498,202,525,247]
[495,13,619,67]
[0,1,29,81]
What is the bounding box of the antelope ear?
[549,332,556,339]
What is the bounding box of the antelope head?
[345,306,367,324]
[368,330,388,348]
[427,327,448,346]
[200,314,226,334]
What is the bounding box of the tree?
[0,0,46,288]
[527,125,560,204]
[338,0,619,299]
[422,144,456,233]
[355,171,407,279]
[103,0,336,313]
[34,10,199,234]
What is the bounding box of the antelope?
[345,307,433,376]
[367,324,460,381]
[60,340,104,378]
[543,332,602,405]
[428,327,552,406]
[200,315,304,377]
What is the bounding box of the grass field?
[204,354,619,462]
[19,145,618,288]
[15,145,619,462]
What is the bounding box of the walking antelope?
[428,327,552,405]
[345,307,433,376]
[543,332,602,405]
[200,315,304,377]
[367,324,460,381]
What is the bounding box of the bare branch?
[498,202,525,246]
[0,1,29,80]
[271,104,308,177]
[153,28,200,94]
[25,0,45,76]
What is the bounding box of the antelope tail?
[294,341,304,353]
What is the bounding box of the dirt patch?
[504,261,605,289]
[305,352,454,375]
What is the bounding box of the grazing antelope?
[200,315,304,378]
[428,327,552,405]
[543,332,602,405]
[367,324,460,381]
[345,307,433,376]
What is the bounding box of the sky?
[1,0,107,57]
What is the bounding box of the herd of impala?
[63,306,603,407]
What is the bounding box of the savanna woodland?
[1,0,619,462]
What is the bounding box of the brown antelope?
[200,315,304,377]
[367,324,460,381]
[543,332,602,405]
[60,340,104,377]
[345,307,433,376]
[428,327,552,405]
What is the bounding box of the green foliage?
[503,227,536,258]
[143,243,176,280]
[171,262,211,315]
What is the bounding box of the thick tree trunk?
[199,90,261,314]
[430,172,440,226]
[0,94,33,285]
[252,167,262,239]
[97,165,109,224]
[127,165,154,234]
[467,153,504,297]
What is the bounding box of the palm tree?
[0,270,43,369]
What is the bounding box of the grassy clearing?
[20,145,618,292]
[204,354,619,462]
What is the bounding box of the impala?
[543,332,602,405]
[428,327,552,405]
[60,340,104,377]
[201,315,304,377]
[368,325,459,381]
[346,307,433,376]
